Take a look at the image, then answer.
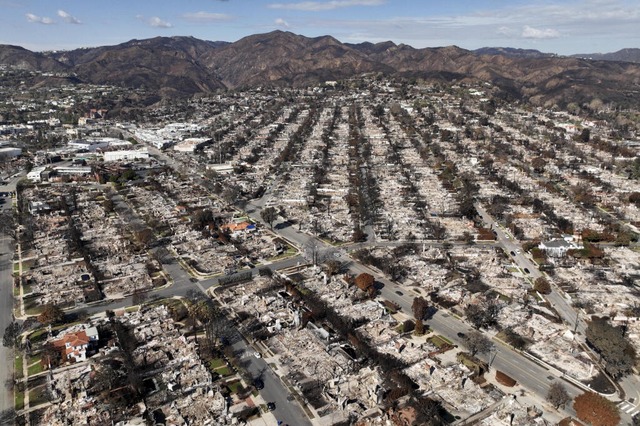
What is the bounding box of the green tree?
[2,322,22,348]
[260,206,278,230]
[191,209,214,230]
[221,185,239,204]
[586,319,636,379]
[186,297,216,345]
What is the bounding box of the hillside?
[572,48,640,64]
[1,31,639,107]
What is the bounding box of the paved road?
[0,235,14,414]
[474,202,640,421]
[0,174,21,415]
[116,132,639,424]
[241,197,589,417]
[74,254,304,315]
[69,249,311,425]
[350,255,583,402]
[474,204,585,334]
[231,339,311,426]
[52,148,637,421]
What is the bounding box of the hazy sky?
[1,0,638,54]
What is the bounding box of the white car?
[253,352,262,359]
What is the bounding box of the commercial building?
[104,148,150,162]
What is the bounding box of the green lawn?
[21,259,35,272]
[27,357,43,376]
[215,366,233,377]
[209,358,226,369]
[267,247,297,261]
[23,297,45,315]
[28,354,41,366]
[428,335,452,349]
[226,380,244,394]
[14,356,23,380]
[438,335,453,345]
[497,293,512,303]
[15,391,24,411]
[27,329,48,345]
[29,386,49,407]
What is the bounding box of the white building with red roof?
[52,326,99,363]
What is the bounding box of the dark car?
[524,268,530,274]
[457,332,466,338]
[267,402,276,411]
[254,379,264,390]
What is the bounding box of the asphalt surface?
[64,171,638,424]
[0,236,14,414]
[68,241,311,425]
[15,143,638,423]
[231,338,311,426]
[0,174,20,415]
[475,204,586,334]
[475,202,640,423]
[241,196,588,415]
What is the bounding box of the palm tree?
[186,298,215,345]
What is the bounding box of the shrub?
[534,277,552,294]
[401,320,415,333]
[218,270,252,286]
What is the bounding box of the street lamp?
[489,346,498,367]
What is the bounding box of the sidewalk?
[430,338,571,425]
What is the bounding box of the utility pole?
[489,347,498,367]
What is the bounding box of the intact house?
[538,236,583,257]
[27,166,48,183]
[52,326,99,363]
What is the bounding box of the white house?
[52,326,99,363]
[538,236,583,257]
[27,166,47,182]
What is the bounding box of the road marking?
[495,352,550,389]
[618,401,639,416]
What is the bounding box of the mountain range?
[1,31,639,108]
[571,48,640,64]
